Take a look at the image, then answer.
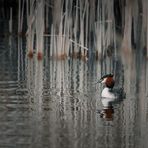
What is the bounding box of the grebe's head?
[100,74,115,88]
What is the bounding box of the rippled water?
[0,36,148,148]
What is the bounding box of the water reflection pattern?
[0,37,148,148]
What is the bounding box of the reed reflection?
[26,59,44,112]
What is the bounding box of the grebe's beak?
[95,79,102,84]
[99,78,103,83]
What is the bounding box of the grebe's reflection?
[99,97,124,121]
[100,98,115,121]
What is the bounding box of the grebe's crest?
[100,73,114,88]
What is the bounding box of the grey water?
[0,36,148,148]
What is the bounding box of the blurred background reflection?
[0,36,148,148]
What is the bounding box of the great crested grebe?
[99,73,125,120]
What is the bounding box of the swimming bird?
[98,74,125,120]
[99,73,125,99]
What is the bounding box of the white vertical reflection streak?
[26,58,34,103]
[26,55,44,146]
[79,61,83,92]
[122,54,136,148]
[33,60,44,146]
[34,60,43,113]
[56,61,62,96]
[17,37,21,82]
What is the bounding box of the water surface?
[0,37,148,148]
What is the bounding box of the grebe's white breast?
[101,87,116,99]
